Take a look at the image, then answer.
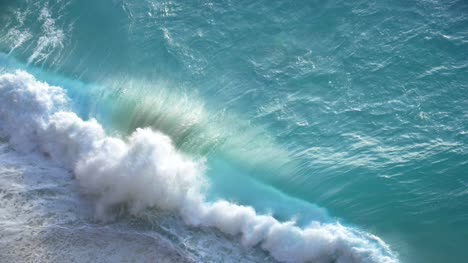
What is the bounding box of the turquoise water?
[0,0,467,262]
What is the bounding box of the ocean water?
[0,0,467,262]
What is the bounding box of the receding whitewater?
[0,0,467,263]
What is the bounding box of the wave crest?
[0,70,398,263]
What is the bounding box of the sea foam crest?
[0,70,398,263]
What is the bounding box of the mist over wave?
[0,70,398,262]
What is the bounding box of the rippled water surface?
[0,0,467,262]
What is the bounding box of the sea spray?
[0,70,398,263]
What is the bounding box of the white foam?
[0,70,398,263]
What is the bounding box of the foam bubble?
[0,70,398,263]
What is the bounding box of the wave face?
[0,71,397,262]
[0,0,467,262]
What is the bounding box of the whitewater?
[0,70,396,262]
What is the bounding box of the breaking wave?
[0,70,398,263]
